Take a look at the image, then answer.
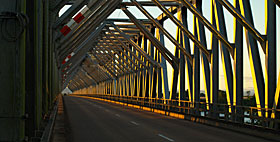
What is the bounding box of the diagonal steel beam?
[83,65,110,82]
[100,37,135,71]
[62,54,86,77]
[60,22,106,69]
[88,66,111,82]
[152,0,214,58]
[55,0,108,42]
[81,68,98,85]
[106,18,152,23]
[122,1,180,7]
[57,0,119,52]
[63,66,81,89]
[132,0,193,61]
[157,7,178,22]
[96,42,132,73]
[53,0,89,29]
[216,0,266,49]
[92,64,116,80]
[110,23,162,68]
[79,70,95,86]
[77,73,90,87]
[102,34,141,70]
[91,50,123,76]
[72,78,83,89]
[92,48,125,75]
[122,7,179,69]
[81,67,98,84]
[106,29,148,68]
[179,0,237,53]
[58,0,120,62]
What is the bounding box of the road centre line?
[130,121,139,126]
[158,134,174,142]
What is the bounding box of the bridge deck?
[63,96,269,142]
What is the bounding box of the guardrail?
[74,94,280,131]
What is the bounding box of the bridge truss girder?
[58,0,280,129]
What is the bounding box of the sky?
[60,0,280,92]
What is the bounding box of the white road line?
[115,114,121,117]
[130,121,139,126]
[158,134,174,142]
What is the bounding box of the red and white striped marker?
[60,6,90,36]
[62,52,75,65]
[62,73,68,80]
[62,65,71,72]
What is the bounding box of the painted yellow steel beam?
[179,0,234,56]
[217,0,266,49]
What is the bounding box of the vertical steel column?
[131,73,136,96]
[126,75,129,96]
[142,37,149,98]
[123,76,127,96]
[155,47,161,98]
[34,0,43,132]
[210,0,219,117]
[0,0,27,141]
[170,24,180,100]
[137,36,143,98]
[196,0,211,110]
[114,79,117,95]
[181,7,193,102]
[265,0,276,118]
[213,0,233,110]
[178,10,186,102]
[25,0,45,139]
[233,0,243,122]
[42,0,50,116]
[193,17,200,114]
[157,22,169,99]
[149,27,156,99]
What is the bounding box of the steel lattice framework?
[57,0,280,130]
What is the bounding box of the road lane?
[64,96,272,142]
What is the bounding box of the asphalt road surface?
[63,96,272,142]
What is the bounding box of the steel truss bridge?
[0,0,280,141]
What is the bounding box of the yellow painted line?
[71,95,186,120]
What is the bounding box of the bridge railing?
[75,94,280,131]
